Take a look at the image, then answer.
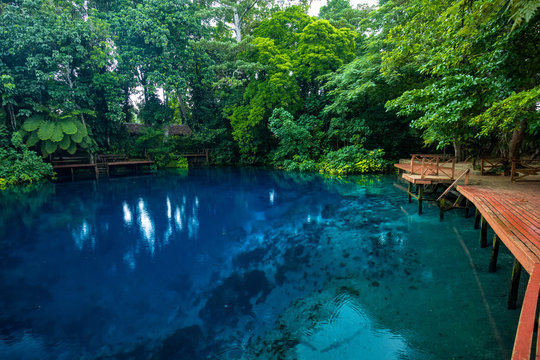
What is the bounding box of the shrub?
[0,125,53,188]
[319,146,389,175]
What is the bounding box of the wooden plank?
[473,200,539,274]
[512,265,540,360]
[472,193,540,247]
[106,160,154,166]
[53,164,97,169]
[458,185,540,275]
[402,173,433,185]
[478,195,540,243]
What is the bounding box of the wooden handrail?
[436,169,470,202]
[511,159,540,182]
[512,264,540,360]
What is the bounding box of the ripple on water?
[296,291,410,360]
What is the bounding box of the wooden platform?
[457,185,540,274]
[457,184,540,359]
[52,154,155,180]
[401,173,455,185]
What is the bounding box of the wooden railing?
[97,153,128,163]
[511,159,540,182]
[480,158,509,175]
[436,169,470,202]
[184,148,210,163]
[51,155,95,166]
[407,154,456,180]
[512,265,540,360]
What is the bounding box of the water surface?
[0,168,522,359]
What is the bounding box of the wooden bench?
[511,160,540,182]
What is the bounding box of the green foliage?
[175,156,189,169]
[2,0,538,169]
[21,111,94,156]
[382,0,539,157]
[319,146,388,175]
[229,7,357,163]
[0,124,53,188]
[279,146,388,175]
[472,86,540,135]
[268,108,314,163]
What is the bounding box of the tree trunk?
[453,141,462,162]
[508,118,527,161]
[7,103,16,131]
[233,11,242,43]
[177,93,188,125]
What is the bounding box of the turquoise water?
[0,169,522,359]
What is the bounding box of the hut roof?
[168,124,192,136]
[124,123,192,136]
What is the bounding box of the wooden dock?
[396,154,540,359]
[456,183,540,360]
[395,154,462,214]
[52,154,154,180]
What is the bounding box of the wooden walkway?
[52,154,154,180]
[456,184,540,360]
[395,154,462,214]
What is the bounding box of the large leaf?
[59,135,71,150]
[59,119,78,135]
[79,136,89,149]
[75,121,88,137]
[37,121,55,141]
[50,123,64,142]
[67,142,77,155]
[71,131,84,143]
[44,140,58,154]
[22,115,44,132]
[26,131,40,147]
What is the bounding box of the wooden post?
[71,167,74,181]
[465,199,470,218]
[481,159,485,175]
[480,215,488,248]
[408,182,412,203]
[489,235,500,273]
[418,185,424,214]
[439,197,445,220]
[508,259,522,310]
[474,208,481,229]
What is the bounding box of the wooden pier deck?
[52,154,155,180]
[456,183,540,360]
[396,155,540,359]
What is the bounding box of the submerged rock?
[199,270,271,327]
[154,325,204,360]
[233,247,267,269]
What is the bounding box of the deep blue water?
[0,168,522,359]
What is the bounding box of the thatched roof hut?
[124,123,192,136]
[167,124,192,136]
